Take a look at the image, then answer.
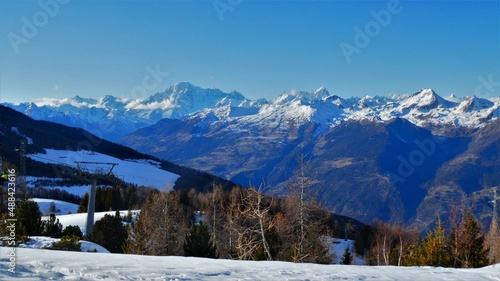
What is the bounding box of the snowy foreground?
[1,248,499,281]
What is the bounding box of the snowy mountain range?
[3,83,500,230]
[4,82,499,140]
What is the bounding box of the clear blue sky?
[0,0,499,104]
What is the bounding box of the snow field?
[28,149,180,190]
[1,248,498,281]
[2,204,498,280]
[33,198,79,215]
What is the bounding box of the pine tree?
[184,222,217,258]
[62,225,83,239]
[341,246,353,265]
[15,199,42,237]
[403,244,420,266]
[42,214,63,238]
[457,209,489,268]
[418,218,449,267]
[47,201,58,214]
[90,211,127,253]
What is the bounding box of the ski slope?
[1,248,498,280]
[28,149,179,190]
[33,198,79,215]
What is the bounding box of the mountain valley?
[4,83,499,230]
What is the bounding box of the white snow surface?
[2,211,498,280]
[28,149,179,190]
[26,177,90,197]
[1,247,498,280]
[328,238,364,265]
[17,236,109,253]
[41,210,135,235]
[32,198,79,215]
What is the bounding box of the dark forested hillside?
[0,105,234,191]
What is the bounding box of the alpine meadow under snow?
[1,248,499,280]
[27,148,179,191]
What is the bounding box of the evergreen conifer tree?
[184,222,217,258]
[457,209,489,268]
[15,199,42,237]
[42,214,63,238]
[62,225,83,239]
[90,211,127,253]
[418,218,449,267]
[341,246,353,265]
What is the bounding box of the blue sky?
[0,0,499,104]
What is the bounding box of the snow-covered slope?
[1,248,498,280]
[28,149,179,190]
[26,177,90,197]
[18,236,110,253]
[42,210,134,235]
[4,83,499,140]
[32,198,79,215]
[328,238,364,265]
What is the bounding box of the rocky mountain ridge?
[4,82,499,141]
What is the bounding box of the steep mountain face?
[3,83,499,229]
[415,118,500,230]
[121,113,491,229]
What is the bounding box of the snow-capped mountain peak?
[312,86,331,100]
[274,87,333,105]
[3,83,499,141]
[73,95,98,105]
[457,96,496,112]
[400,88,456,109]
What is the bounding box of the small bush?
[62,225,83,239]
[49,236,81,252]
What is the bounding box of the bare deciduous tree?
[236,185,274,261]
[124,190,189,256]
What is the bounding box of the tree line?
[2,153,498,267]
[354,207,499,268]
[124,185,334,263]
[3,184,499,267]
